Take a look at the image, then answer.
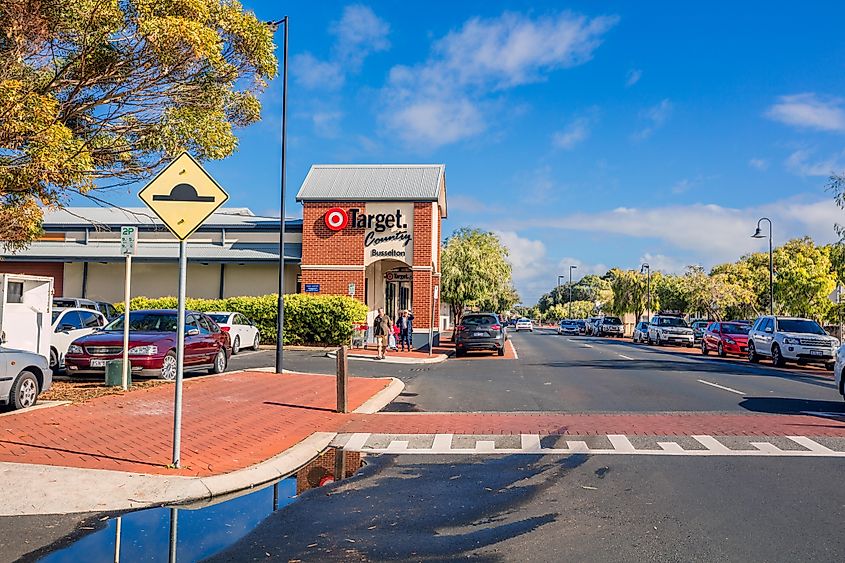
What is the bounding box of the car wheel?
[49,347,59,370]
[748,341,760,363]
[160,351,177,380]
[656,334,662,346]
[232,336,241,355]
[701,341,709,355]
[771,344,785,368]
[253,332,261,350]
[209,349,227,374]
[10,370,39,410]
[717,343,726,358]
[825,361,835,372]
[498,346,505,357]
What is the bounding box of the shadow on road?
[738,397,845,415]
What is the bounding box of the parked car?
[747,316,838,369]
[575,320,587,335]
[207,312,261,354]
[648,315,694,347]
[50,308,107,369]
[65,310,231,380]
[835,345,845,401]
[596,316,624,337]
[632,321,649,343]
[1,346,52,410]
[557,319,580,335]
[514,318,534,332]
[455,313,506,357]
[585,317,602,335]
[53,297,118,319]
[690,320,711,345]
[701,322,751,357]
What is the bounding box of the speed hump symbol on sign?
[139,152,229,240]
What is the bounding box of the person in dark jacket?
[373,308,392,359]
[397,309,414,352]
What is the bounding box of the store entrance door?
[384,270,412,321]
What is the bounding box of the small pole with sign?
[120,226,137,390]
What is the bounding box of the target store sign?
[324,207,349,231]
[323,204,414,267]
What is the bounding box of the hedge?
[114,294,368,346]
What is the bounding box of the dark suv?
[455,313,506,357]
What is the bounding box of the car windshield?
[517,318,530,323]
[51,310,62,323]
[463,315,498,326]
[604,317,622,324]
[777,319,826,335]
[721,323,751,335]
[207,314,230,323]
[658,317,689,327]
[105,312,178,332]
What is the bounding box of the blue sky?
[87,1,845,304]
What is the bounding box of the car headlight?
[724,337,736,345]
[128,345,158,356]
[68,344,83,354]
[783,337,800,345]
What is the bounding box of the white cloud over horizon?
[785,148,845,177]
[766,93,845,132]
[632,99,672,140]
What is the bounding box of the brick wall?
[301,202,366,266]
[300,269,366,301]
[0,261,64,295]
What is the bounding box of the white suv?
[648,315,694,347]
[747,316,838,370]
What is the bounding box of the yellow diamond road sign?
[139,152,229,240]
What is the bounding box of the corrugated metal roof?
[41,207,302,231]
[296,165,445,202]
[3,241,301,263]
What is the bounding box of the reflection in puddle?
[38,449,364,562]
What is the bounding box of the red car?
[65,310,231,380]
[700,321,751,357]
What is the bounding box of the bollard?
[336,345,348,413]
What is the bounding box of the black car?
[455,313,506,357]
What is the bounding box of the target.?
[324,207,349,231]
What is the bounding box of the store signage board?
[305,284,320,293]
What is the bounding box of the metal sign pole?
[172,240,187,468]
[121,254,131,391]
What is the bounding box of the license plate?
[90,359,107,367]
[810,350,824,356]
[473,332,486,337]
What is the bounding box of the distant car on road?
[632,321,649,343]
[557,320,580,335]
[514,318,534,332]
[455,313,506,357]
[648,315,694,347]
[50,307,107,370]
[701,322,751,357]
[574,320,587,335]
[585,317,601,335]
[0,346,52,410]
[65,310,231,380]
[747,316,838,370]
[207,312,261,355]
[596,316,624,337]
[690,320,711,345]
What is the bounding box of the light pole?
[569,265,577,319]
[640,263,650,321]
[268,17,289,374]
[752,217,774,315]
[557,275,566,318]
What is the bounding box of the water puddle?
[35,448,363,562]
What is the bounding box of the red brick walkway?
[0,371,389,477]
[340,411,845,437]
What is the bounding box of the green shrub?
[114,294,368,345]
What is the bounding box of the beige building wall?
[63,263,84,297]
[222,264,298,298]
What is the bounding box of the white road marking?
[343,433,371,451]
[510,342,519,360]
[582,344,593,349]
[431,433,454,453]
[618,354,635,360]
[521,434,542,452]
[607,435,637,452]
[475,440,497,452]
[696,379,745,395]
[692,435,732,453]
[787,436,836,454]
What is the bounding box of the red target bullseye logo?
[324,207,348,231]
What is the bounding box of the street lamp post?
[569,265,577,319]
[557,275,566,316]
[752,217,774,315]
[640,263,650,321]
[268,17,289,374]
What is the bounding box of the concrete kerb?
[326,350,449,365]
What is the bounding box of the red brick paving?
[0,371,389,477]
[340,411,845,437]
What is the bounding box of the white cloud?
[311,111,344,138]
[785,148,845,177]
[749,158,768,171]
[625,68,642,87]
[557,258,609,279]
[766,93,845,132]
[294,5,390,90]
[382,11,618,149]
[632,99,672,140]
[638,253,687,275]
[553,116,591,149]
[449,195,505,214]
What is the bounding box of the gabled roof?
[296,164,447,217]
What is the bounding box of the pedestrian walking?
[373,308,392,359]
[389,322,398,351]
[397,309,414,352]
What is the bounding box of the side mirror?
[58,324,76,332]
[187,328,200,336]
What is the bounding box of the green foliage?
[608,268,649,318]
[547,300,595,320]
[537,274,611,314]
[114,293,367,345]
[773,237,836,319]
[0,0,277,248]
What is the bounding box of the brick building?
[296,164,447,348]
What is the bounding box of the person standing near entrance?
[373,308,392,359]
[397,309,414,352]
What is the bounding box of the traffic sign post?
[139,152,228,468]
[120,227,137,391]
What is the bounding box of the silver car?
[1,347,53,410]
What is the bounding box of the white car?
[51,308,106,369]
[648,315,694,347]
[207,312,261,354]
[514,318,534,332]
[748,316,838,370]
[1,346,52,410]
[836,345,845,401]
